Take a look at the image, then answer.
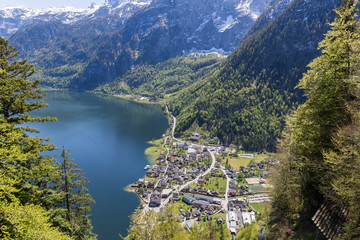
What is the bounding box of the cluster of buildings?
[227,199,256,234]
[180,194,223,220]
[135,140,214,209]
[131,129,274,236]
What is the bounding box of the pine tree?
[324,121,360,239]
[0,120,72,239]
[52,148,96,240]
[293,0,360,191]
[0,37,95,239]
[0,37,53,125]
[0,36,58,205]
[269,0,360,237]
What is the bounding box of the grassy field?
[145,146,158,154]
[249,184,266,191]
[203,177,227,193]
[227,156,253,170]
[225,153,274,170]
[254,153,274,162]
[145,145,165,164]
[250,202,267,213]
[212,212,226,221]
[169,200,193,215]
[147,138,165,146]
[144,177,158,182]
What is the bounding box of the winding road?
[144,103,229,230]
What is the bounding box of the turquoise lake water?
[31,91,168,239]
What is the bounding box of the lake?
[31,91,168,239]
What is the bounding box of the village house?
[182,186,190,193]
[149,192,161,207]
[147,181,154,188]
[173,141,190,150]
[211,168,218,177]
[157,177,169,188]
[195,194,222,205]
[199,189,207,194]
[192,144,202,150]
[211,190,219,196]
[193,200,210,210]
[161,189,173,198]
[183,194,196,205]
[198,176,205,184]
[229,180,238,191]
[172,192,179,201]
[190,132,202,141]
[165,136,171,145]
[187,148,197,158]
[138,178,145,187]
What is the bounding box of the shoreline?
[40,85,163,105]
[40,87,171,236]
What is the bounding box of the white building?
[242,211,256,225]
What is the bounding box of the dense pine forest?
[0,38,96,239]
[96,53,224,101]
[268,0,360,238]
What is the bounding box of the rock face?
[7,0,273,89]
[76,0,274,88]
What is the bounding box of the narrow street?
[220,168,231,230]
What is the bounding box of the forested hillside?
[169,0,341,152]
[0,38,96,239]
[269,0,360,238]
[96,53,224,100]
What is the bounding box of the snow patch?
[195,16,211,32]
[236,0,259,20]
[217,15,234,32]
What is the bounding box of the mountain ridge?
[8,0,273,89]
[0,0,152,39]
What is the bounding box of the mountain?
[0,6,99,39]
[8,0,273,89]
[168,0,342,152]
[0,0,152,39]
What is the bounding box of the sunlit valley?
[0,0,359,239]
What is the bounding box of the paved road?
[155,147,216,210]
[146,104,217,214]
[177,150,216,193]
[220,168,231,230]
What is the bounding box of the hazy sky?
[0,0,105,9]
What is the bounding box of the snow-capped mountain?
[0,0,152,39]
[9,0,275,89]
[74,0,274,88]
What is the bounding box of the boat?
[144,165,150,170]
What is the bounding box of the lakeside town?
[127,106,274,237]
